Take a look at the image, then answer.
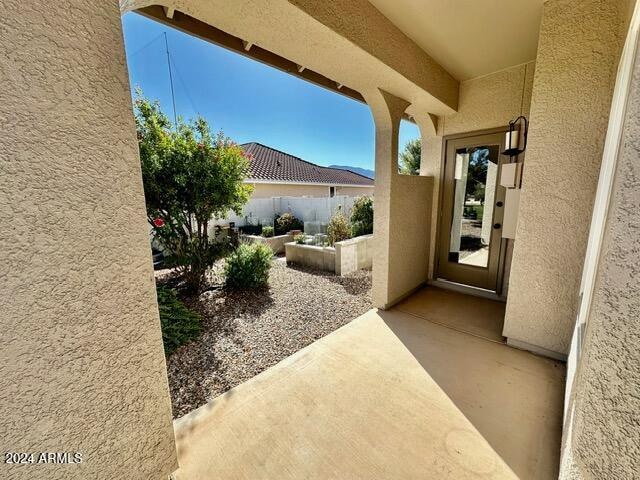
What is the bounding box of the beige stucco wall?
[416,61,535,293]
[0,2,177,479]
[560,9,640,477]
[368,90,433,308]
[336,185,374,197]
[251,183,330,198]
[249,182,373,198]
[503,0,628,357]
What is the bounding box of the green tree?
[466,148,489,203]
[399,138,421,175]
[135,93,253,293]
[350,196,373,237]
[327,207,352,245]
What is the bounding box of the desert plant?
[156,285,202,356]
[135,92,253,293]
[275,212,304,235]
[294,233,306,244]
[350,196,373,237]
[224,243,273,289]
[327,207,351,245]
[261,226,274,237]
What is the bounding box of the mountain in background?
[328,165,375,179]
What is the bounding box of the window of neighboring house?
[330,186,336,197]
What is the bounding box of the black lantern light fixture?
[501,115,529,157]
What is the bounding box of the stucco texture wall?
[503,0,627,356]
[560,17,640,478]
[336,185,374,197]
[417,62,534,288]
[0,2,177,479]
[368,90,432,308]
[250,183,331,198]
[249,183,373,198]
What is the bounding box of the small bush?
[261,226,274,237]
[156,285,202,356]
[327,207,351,245]
[224,243,273,289]
[275,212,303,235]
[240,223,262,236]
[350,196,373,237]
[294,233,306,244]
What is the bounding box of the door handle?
[493,223,502,229]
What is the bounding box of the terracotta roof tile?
[241,143,374,186]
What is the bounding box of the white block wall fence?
[218,195,361,229]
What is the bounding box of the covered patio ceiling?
[368,0,545,80]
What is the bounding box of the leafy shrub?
[224,243,273,289]
[327,207,351,245]
[136,92,252,293]
[261,226,274,237]
[275,212,303,235]
[156,285,202,356]
[239,223,262,236]
[294,233,306,244]
[350,196,373,237]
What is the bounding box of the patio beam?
[137,6,366,105]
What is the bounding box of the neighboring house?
[241,142,374,198]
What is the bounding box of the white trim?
[565,1,640,420]
[429,278,505,302]
[245,179,374,188]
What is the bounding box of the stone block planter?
[334,234,374,275]
[285,234,374,275]
[241,234,293,254]
[285,242,336,272]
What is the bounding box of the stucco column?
[366,90,409,308]
[414,113,443,279]
[0,2,178,479]
[502,0,629,358]
[367,90,433,308]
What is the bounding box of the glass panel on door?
[436,131,506,292]
[448,145,500,268]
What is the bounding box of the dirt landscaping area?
[159,259,372,418]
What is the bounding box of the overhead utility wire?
[127,32,165,58]
[169,53,199,116]
[164,32,178,128]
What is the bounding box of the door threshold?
[429,279,506,302]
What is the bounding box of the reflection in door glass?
[448,145,499,268]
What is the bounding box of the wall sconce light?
[502,116,529,157]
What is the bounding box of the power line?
[169,53,199,116]
[163,32,178,128]
[127,32,164,58]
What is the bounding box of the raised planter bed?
[285,234,374,275]
[241,233,293,254]
[334,234,374,275]
[285,242,336,272]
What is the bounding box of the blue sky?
[121,12,420,171]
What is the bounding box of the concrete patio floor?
[172,288,565,480]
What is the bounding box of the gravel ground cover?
[160,259,372,418]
